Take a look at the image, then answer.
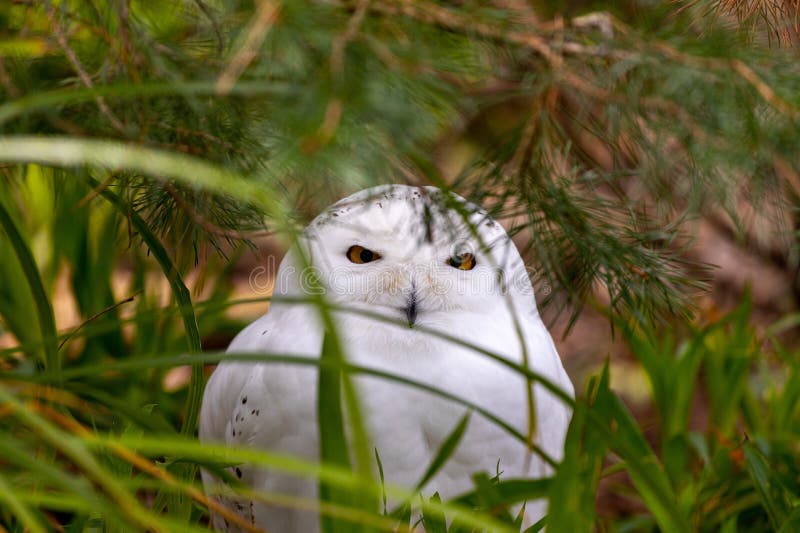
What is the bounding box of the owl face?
[294,185,532,327]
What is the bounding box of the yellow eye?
[447,252,476,271]
[347,245,381,264]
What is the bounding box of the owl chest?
[342,315,529,418]
[341,321,530,483]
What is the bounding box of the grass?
[0,165,798,532]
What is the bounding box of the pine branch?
[0,0,797,320]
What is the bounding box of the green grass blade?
[547,383,604,533]
[0,436,95,498]
[95,434,517,533]
[0,470,49,533]
[454,478,551,507]
[421,492,447,533]
[0,136,287,224]
[24,351,530,452]
[0,385,171,532]
[415,413,470,491]
[524,515,547,532]
[743,441,792,530]
[374,448,388,515]
[592,364,691,533]
[0,200,59,380]
[388,413,470,527]
[295,242,381,530]
[777,507,800,533]
[318,332,354,533]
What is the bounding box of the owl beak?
[405,288,417,328]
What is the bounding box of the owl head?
[274,185,537,327]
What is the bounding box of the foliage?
[2,0,798,321]
[0,0,799,532]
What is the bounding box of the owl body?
[200,185,573,531]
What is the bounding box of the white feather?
[200,185,574,532]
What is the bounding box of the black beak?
[405,286,417,328]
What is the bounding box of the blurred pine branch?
[2,0,798,324]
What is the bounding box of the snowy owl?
[199,185,574,531]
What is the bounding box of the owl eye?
[447,252,476,271]
[347,245,381,264]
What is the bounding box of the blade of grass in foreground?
[92,434,518,533]
[298,241,379,532]
[389,413,471,528]
[0,385,171,532]
[24,351,529,452]
[318,332,357,533]
[0,200,59,380]
[0,469,48,533]
[0,136,288,224]
[415,413,470,491]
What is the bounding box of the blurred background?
[1,1,799,531]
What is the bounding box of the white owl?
[199,185,574,531]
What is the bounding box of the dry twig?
[44,1,127,133]
[216,0,281,94]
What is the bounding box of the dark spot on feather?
[256,410,260,415]
[236,467,243,479]
[261,330,268,335]
[423,204,434,244]
[242,396,247,404]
